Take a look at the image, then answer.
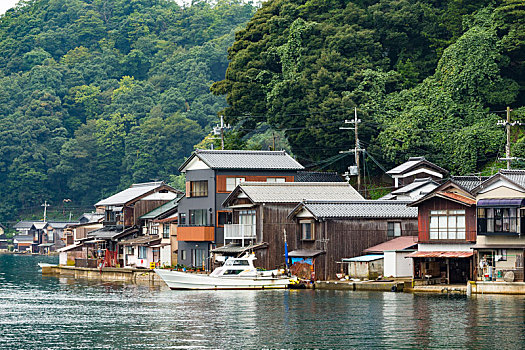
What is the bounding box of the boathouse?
[288,200,418,280]
[407,178,479,284]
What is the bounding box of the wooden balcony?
[177,226,214,241]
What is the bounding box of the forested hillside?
[0,0,255,223]
[213,0,525,175]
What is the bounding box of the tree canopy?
[212,0,525,176]
[0,0,255,223]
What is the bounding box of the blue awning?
[477,198,525,207]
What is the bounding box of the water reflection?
[1,254,525,349]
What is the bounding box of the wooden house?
[125,197,181,268]
[407,179,479,284]
[0,233,8,251]
[60,182,180,268]
[219,182,364,277]
[287,200,418,280]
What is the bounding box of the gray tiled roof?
[298,200,418,219]
[180,150,304,171]
[390,178,438,194]
[78,213,104,223]
[95,182,166,206]
[450,176,489,192]
[13,235,34,242]
[13,221,37,229]
[234,182,363,204]
[295,171,344,182]
[386,156,448,176]
[500,169,525,188]
[48,222,73,229]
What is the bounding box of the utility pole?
[213,115,230,150]
[340,107,365,192]
[506,106,511,170]
[498,106,523,167]
[41,201,50,222]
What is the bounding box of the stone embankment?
[42,265,163,284]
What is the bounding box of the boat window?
[223,269,243,275]
[232,260,250,266]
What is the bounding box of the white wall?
[384,251,414,277]
[160,246,171,267]
[59,252,67,265]
[418,243,473,252]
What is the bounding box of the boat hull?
[155,269,290,290]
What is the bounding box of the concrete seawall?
[43,265,163,284]
[316,281,404,292]
[469,281,525,295]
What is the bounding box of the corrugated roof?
[87,226,137,240]
[118,235,161,246]
[438,192,476,205]
[342,255,384,262]
[233,182,363,204]
[139,198,179,220]
[363,236,418,253]
[387,157,448,176]
[297,200,417,219]
[406,251,473,258]
[95,182,166,206]
[180,149,304,171]
[295,171,344,182]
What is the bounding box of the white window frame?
[226,177,246,191]
[430,210,466,240]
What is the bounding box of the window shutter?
[186,181,191,197]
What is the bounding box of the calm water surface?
[1,254,524,349]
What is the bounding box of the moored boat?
[155,254,290,290]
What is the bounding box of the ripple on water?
[2,255,525,349]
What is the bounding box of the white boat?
[155,254,290,290]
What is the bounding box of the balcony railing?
[477,217,525,235]
[224,224,256,241]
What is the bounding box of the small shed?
[342,255,384,280]
[363,236,418,278]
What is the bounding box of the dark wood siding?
[416,197,476,243]
[133,200,170,226]
[251,203,418,280]
[255,204,299,271]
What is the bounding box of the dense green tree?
[0,0,255,222]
